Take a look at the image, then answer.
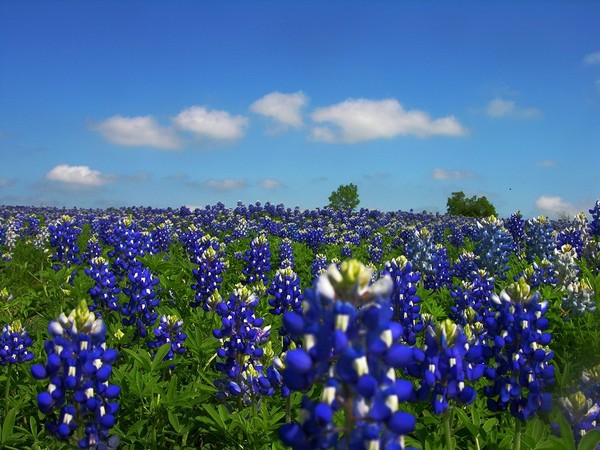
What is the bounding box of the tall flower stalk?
[31,300,120,449]
[280,260,418,449]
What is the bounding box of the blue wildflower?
[0,320,34,365]
[280,260,418,449]
[31,300,120,449]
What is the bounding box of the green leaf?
[151,343,172,371]
[578,429,600,450]
[482,418,499,433]
[554,411,576,450]
[168,410,181,433]
[454,407,480,438]
[1,408,16,444]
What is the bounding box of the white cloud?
[46,164,114,186]
[203,178,247,192]
[584,51,600,65]
[535,195,577,217]
[486,98,542,119]
[251,91,308,128]
[93,115,181,149]
[432,168,477,180]
[173,106,248,141]
[260,178,283,189]
[536,159,557,168]
[310,98,467,143]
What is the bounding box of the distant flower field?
[1,201,600,450]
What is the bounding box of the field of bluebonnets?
[1,200,600,450]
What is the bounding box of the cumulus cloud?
[486,98,542,119]
[173,106,248,141]
[0,177,12,187]
[46,164,114,186]
[92,115,181,149]
[260,178,283,189]
[584,51,600,65]
[251,92,308,129]
[432,168,477,180]
[535,195,577,217]
[203,178,247,192]
[536,159,557,168]
[310,98,467,143]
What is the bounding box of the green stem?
[444,410,453,450]
[285,395,291,423]
[513,419,522,450]
[4,364,11,419]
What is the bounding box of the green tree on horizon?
[328,183,360,211]
[446,191,497,217]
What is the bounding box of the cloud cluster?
[584,51,600,65]
[92,115,181,149]
[92,93,467,149]
[432,168,477,180]
[173,106,248,141]
[486,98,541,119]
[46,164,114,186]
[535,195,576,217]
[310,98,466,143]
[203,179,247,192]
[251,92,308,129]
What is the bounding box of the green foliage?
[2,208,600,449]
[328,183,360,210]
[446,191,497,218]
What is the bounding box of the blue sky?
[1,1,599,218]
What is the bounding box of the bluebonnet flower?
[280,260,419,450]
[277,238,295,269]
[213,285,274,404]
[369,232,384,265]
[190,236,225,311]
[340,244,353,259]
[267,265,304,352]
[150,220,173,253]
[554,244,596,317]
[147,314,187,366]
[0,320,34,365]
[383,256,423,345]
[556,226,585,256]
[424,245,452,290]
[104,217,153,276]
[311,253,329,281]
[450,269,495,330]
[473,216,513,278]
[83,236,103,260]
[525,216,556,263]
[451,250,480,280]
[589,200,600,238]
[48,215,83,270]
[557,390,600,444]
[483,278,555,422]
[516,258,558,289]
[505,211,526,254]
[243,234,272,288]
[120,263,160,337]
[31,300,120,449]
[409,319,484,415]
[85,257,121,313]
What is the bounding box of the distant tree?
[328,183,360,211]
[446,191,497,218]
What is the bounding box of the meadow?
[1,201,600,450]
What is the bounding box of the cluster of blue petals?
[280,261,419,450]
[31,301,120,449]
[0,321,34,365]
